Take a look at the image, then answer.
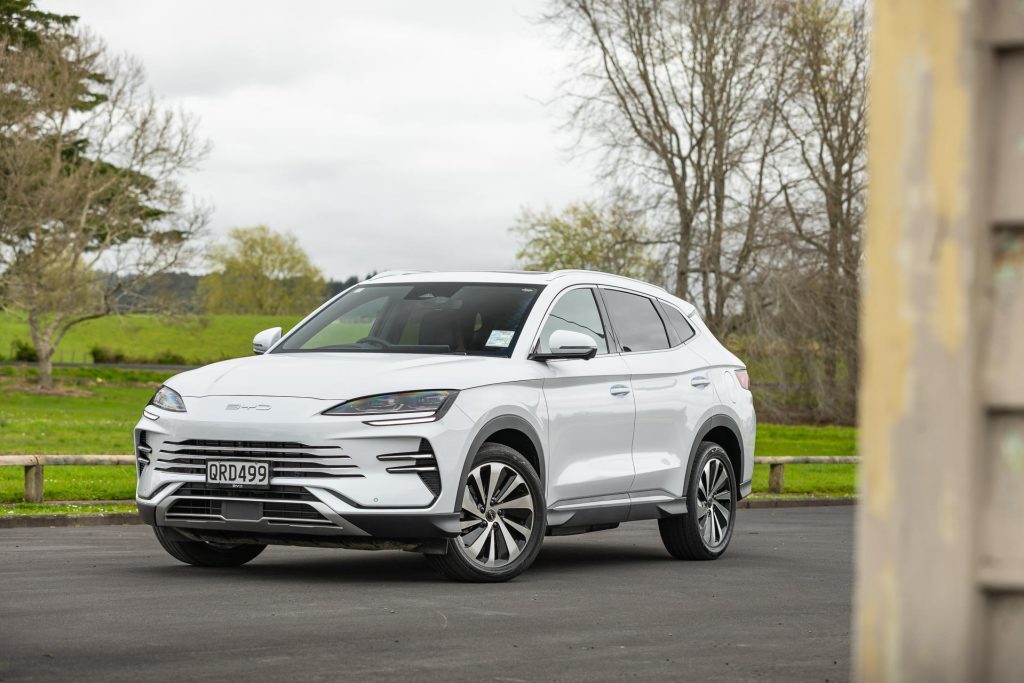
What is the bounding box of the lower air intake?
[377,439,441,498]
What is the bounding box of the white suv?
[135,270,755,582]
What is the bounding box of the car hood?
[165,352,538,401]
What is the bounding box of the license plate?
[206,460,270,489]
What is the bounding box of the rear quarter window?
[661,303,696,344]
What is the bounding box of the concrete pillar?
[855,1,1024,680]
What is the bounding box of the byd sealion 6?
[135,270,755,582]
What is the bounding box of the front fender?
[449,382,547,512]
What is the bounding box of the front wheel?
[425,443,545,582]
[153,526,266,567]
[659,441,737,560]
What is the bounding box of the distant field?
[0,313,304,365]
[0,368,165,454]
[0,366,857,502]
[753,423,856,456]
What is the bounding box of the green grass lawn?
[0,503,137,516]
[0,366,858,504]
[750,464,857,496]
[0,312,303,365]
[750,423,856,497]
[754,423,856,456]
[0,368,170,455]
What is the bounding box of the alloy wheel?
[695,456,732,549]
[457,462,536,568]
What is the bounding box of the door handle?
[609,384,631,397]
[691,376,711,388]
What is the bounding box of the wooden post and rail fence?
[0,454,859,504]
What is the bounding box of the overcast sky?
[43,1,597,280]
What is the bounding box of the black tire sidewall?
[685,442,737,559]
[154,526,266,567]
[443,442,546,581]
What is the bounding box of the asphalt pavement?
[0,507,852,682]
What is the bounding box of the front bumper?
[134,395,475,541]
[136,501,460,539]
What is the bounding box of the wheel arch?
[684,414,745,499]
[455,415,545,513]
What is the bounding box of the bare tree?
[0,31,208,388]
[545,0,868,422]
[546,0,789,333]
[789,0,866,396]
[743,0,868,423]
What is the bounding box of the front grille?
[155,439,349,527]
[378,439,441,497]
[168,499,221,517]
[173,439,309,449]
[175,484,317,501]
[165,484,332,527]
[263,502,330,524]
[153,439,362,480]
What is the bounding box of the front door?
[536,287,636,506]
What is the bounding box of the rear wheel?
[153,526,266,567]
[425,443,545,582]
[659,441,737,561]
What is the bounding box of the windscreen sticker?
[486,330,515,348]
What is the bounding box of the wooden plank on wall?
[988,0,1024,48]
[991,53,1024,226]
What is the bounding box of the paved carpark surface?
[0,507,852,682]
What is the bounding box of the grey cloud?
[44,0,596,279]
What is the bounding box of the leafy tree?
[327,273,376,297]
[0,0,75,48]
[512,196,657,280]
[736,0,867,423]
[546,0,788,332]
[0,8,207,388]
[199,226,328,315]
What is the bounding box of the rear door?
[535,286,636,505]
[599,288,717,499]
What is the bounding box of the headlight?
[323,390,456,416]
[149,385,187,412]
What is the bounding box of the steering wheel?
[355,336,391,349]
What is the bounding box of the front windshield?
[273,282,544,357]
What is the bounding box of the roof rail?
[367,270,428,280]
[547,269,668,292]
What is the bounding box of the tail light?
[735,369,750,390]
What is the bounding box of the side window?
[602,289,670,352]
[662,302,696,344]
[538,288,609,354]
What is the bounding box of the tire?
[425,442,546,583]
[659,441,737,561]
[153,526,266,567]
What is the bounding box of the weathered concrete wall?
[855,0,1024,680]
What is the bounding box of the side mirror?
[530,330,598,361]
[253,327,282,355]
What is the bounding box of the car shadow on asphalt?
[121,537,758,585]
[125,552,443,584]
[529,541,673,574]
[530,538,763,575]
